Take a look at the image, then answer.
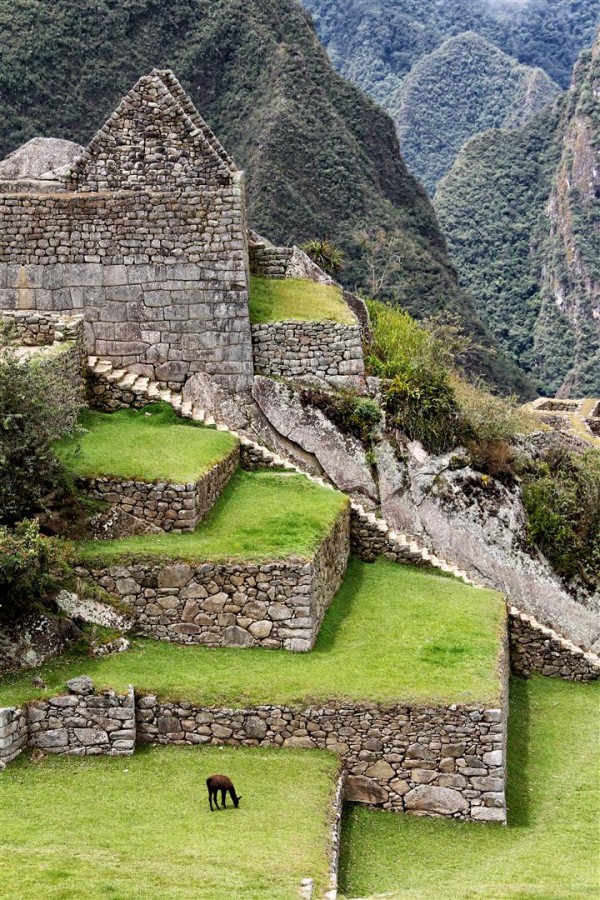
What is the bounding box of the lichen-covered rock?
[66,676,95,696]
[252,376,378,502]
[345,775,387,805]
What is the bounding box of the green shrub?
[521,448,600,589]
[300,238,345,275]
[365,300,465,454]
[0,520,72,624]
[0,331,82,525]
[299,386,382,447]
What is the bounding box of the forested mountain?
[304,0,598,192]
[0,0,533,397]
[394,31,561,193]
[436,34,600,396]
[304,0,599,95]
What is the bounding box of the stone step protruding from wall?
[508,607,600,681]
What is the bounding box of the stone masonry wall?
[0,203,253,392]
[252,321,365,382]
[79,444,239,532]
[509,608,600,681]
[0,706,28,766]
[27,681,135,756]
[136,696,507,822]
[76,507,350,651]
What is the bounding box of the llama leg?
[208,788,213,811]
[221,788,227,808]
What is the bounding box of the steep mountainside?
[394,31,561,193]
[436,35,600,396]
[304,0,599,97]
[0,0,533,396]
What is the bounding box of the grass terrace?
[0,745,339,900]
[76,470,348,565]
[249,276,356,325]
[54,404,238,483]
[0,559,505,709]
[338,677,600,899]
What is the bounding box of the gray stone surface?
[0,137,82,184]
[252,376,378,502]
[67,676,95,695]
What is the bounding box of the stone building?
[0,70,253,392]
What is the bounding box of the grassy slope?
[338,676,600,899]
[77,470,348,564]
[0,0,532,396]
[55,404,238,483]
[0,559,505,708]
[0,745,339,900]
[249,276,355,324]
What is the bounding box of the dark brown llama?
[206,774,242,811]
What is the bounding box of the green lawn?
[338,676,600,899]
[249,276,356,324]
[0,559,504,708]
[0,745,339,900]
[54,404,238,483]
[77,469,348,565]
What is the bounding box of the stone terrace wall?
[509,608,600,681]
[0,706,28,766]
[1,309,57,344]
[27,682,135,756]
[137,696,507,822]
[80,444,239,532]
[76,507,350,651]
[252,321,365,382]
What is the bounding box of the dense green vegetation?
[0,558,505,708]
[0,521,71,625]
[521,447,600,592]
[0,745,339,899]
[339,676,600,899]
[249,277,354,324]
[394,31,560,193]
[0,0,533,396]
[437,37,600,396]
[77,470,347,565]
[365,300,532,460]
[306,0,598,97]
[54,404,238,483]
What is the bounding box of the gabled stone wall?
[0,71,253,393]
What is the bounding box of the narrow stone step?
[192,408,205,422]
[94,361,113,375]
[131,377,150,393]
[146,383,161,399]
[170,394,182,411]
[159,389,172,403]
[118,373,137,389]
[216,423,229,432]
[87,355,98,368]
[204,415,215,427]
[180,400,193,417]
[106,369,127,383]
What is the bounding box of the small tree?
[355,227,404,297]
[0,327,82,525]
[0,520,72,624]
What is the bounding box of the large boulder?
[345,775,388,805]
[0,137,82,183]
[252,377,378,503]
[182,372,250,430]
[404,785,469,816]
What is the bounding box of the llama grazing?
[206,774,242,811]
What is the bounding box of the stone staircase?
[85,354,600,673]
[87,355,476,585]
